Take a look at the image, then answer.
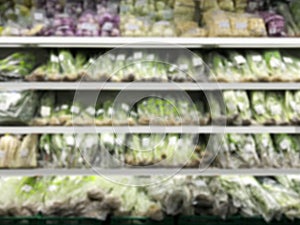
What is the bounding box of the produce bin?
[110,216,175,225]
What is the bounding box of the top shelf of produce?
[1,37,300,48]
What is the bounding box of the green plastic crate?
[110,216,175,225]
[0,217,104,225]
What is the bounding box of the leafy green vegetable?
[0,52,36,80]
[246,51,269,80]
[227,51,253,81]
[250,91,269,124]
[263,50,286,80]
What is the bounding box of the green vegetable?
[58,50,77,80]
[246,51,269,80]
[250,91,269,124]
[263,50,285,79]
[273,134,298,167]
[0,91,38,125]
[0,52,36,80]
[289,0,300,33]
[254,134,279,168]
[276,2,300,35]
[265,92,287,124]
[208,52,228,81]
[227,51,253,81]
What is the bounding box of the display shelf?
[0,168,299,176]
[0,37,299,48]
[1,82,300,91]
[0,126,298,134]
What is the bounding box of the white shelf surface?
[0,168,298,176]
[0,82,300,91]
[0,37,299,48]
[0,126,297,134]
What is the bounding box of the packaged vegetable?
[250,91,269,125]
[0,91,38,125]
[218,0,234,11]
[265,92,288,125]
[227,51,254,81]
[246,51,269,81]
[263,50,286,81]
[247,16,267,37]
[203,10,231,37]
[200,0,219,10]
[229,13,249,36]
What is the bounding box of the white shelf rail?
[0,82,299,91]
[0,168,298,176]
[0,37,299,48]
[0,126,296,134]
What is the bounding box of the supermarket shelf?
[0,37,299,48]
[0,168,299,176]
[0,126,298,134]
[1,82,300,91]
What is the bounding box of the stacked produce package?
[2,175,300,222]
[2,49,300,82]
[2,90,300,127]
[0,0,300,37]
[1,131,300,169]
[0,0,120,36]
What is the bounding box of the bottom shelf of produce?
[0,216,298,225]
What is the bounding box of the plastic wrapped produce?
[207,51,229,82]
[281,52,300,81]
[0,52,37,81]
[0,91,38,125]
[227,134,260,168]
[246,51,269,81]
[121,15,150,37]
[263,50,286,81]
[203,10,231,37]
[65,0,83,18]
[45,0,65,18]
[174,0,195,22]
[96,0,120,37]
[0,134,37,168]
[262,178,300,220]
[76,11,99,36]
[265,92,288,125]
[247,15,267,37]
[260,12,286,37]
[233,0,247,12]
[254,134,280,168]
[227,51,254,81]
[58,50,77,80]
[218,0,234,11]
[52,14,76,36]
[275,2,299,36]
[250,91,270,125]
[285,91,300,124]
[175,21,207,37]
[229,13,249,36]
[150,21,176,37]
[14,134,38,168]
[200,0,219,10]
[274,134,300,167]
